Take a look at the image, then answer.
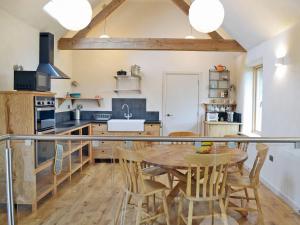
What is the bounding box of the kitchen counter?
[55,120,161,134]
[204,121,243,125]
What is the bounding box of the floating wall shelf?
[114,75,142,94]
[56,97,103,107]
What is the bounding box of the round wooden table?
[142,144,247,169]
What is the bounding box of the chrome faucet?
[121,104,132,120]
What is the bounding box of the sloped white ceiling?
[0,0,299,49]
[221,0,300,49]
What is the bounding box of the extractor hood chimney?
[37,32,70,79]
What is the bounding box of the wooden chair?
[168,131,198,145]
[115,147,170,225]
[177,153,232,225]
[225,144,269,225]
[224,134,249,175]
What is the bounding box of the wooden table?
[141,144,248,205]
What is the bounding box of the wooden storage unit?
[208,70,230,99]
[0,91,92,211]
[92,123,161,159]
[203,121,242,137]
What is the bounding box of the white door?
[163,73,200,136]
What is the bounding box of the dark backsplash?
[56,98,159,122]
[55,111,71,123]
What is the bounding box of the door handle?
[166,114,174,117]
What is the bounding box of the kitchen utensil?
[214,64,227,72]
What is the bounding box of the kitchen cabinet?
[203,121,242,137]
[92,123,161,159]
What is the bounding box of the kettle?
[214,65,227,72]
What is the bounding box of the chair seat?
[143,179,168,195]
[227,174,253,188]
[142,166,168,177]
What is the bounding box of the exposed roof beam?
[72,0,127,40]
[58,38,246,52]
[171,0,223,40]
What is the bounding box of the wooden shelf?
[56,171,70,186]
[114,75,141,80]
[114,89,141,93]
[71,163,82,174]
[82,156,90,165]
[56,97,103,107]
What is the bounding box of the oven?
[34,96,56,167]
[35,96,55,133]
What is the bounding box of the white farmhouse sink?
[107,119,145,132]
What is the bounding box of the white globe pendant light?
[44,0,92,31]
[189,0,225,33]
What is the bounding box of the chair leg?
[219,198,229,225]
[167,172,173,189]
[187,200,194,225]
[225,186,231,210]
[162,192,171,225]
[254,188,265,225]
[135,197,143,225]
[244,188,250,203]
[177,193,183,225]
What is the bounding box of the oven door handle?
[36,107,55,111]
[37,129,55,135]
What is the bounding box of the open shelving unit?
[114,75,142,93]
[34,124,92,209]
[209,70,230,98]
[56,97,103,107]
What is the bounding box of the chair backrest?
[224,134,249,152]
[117,147,146,194]
[184,153,232,200]
[168,131,198,145]
[249,144,268,185]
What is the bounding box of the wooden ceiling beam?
[58,38,246,52]
[72,0,127,40]
[171,0,223,40]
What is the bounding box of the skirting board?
[244,165,300,214]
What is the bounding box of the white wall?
[70,0,242,123]
[0,8,73,108]
[236,22,300,211]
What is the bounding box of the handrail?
[0,134,10,142]
[3,134,300,143]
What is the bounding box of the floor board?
[1,163,300,225]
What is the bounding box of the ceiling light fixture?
[100,4,110,38]
[44,0,92,31]
[189,0,225,33]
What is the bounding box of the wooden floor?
[1,163,300,225]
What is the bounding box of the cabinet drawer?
[144,124,160,136]
[92,124,108,133]
[93,148,114,159]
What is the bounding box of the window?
[253,65,263,134]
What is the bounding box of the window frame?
[252,65,263,135]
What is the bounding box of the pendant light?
[99,4,110,38]
[189,0,225,33]
[44,0,92,31]
[185,27,195,39]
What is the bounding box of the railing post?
[5,139,15,225]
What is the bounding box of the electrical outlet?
[269,155,274,162]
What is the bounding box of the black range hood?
[37,32,70,79]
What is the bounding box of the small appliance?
[14,71,51,92]
[206,112,219,122]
